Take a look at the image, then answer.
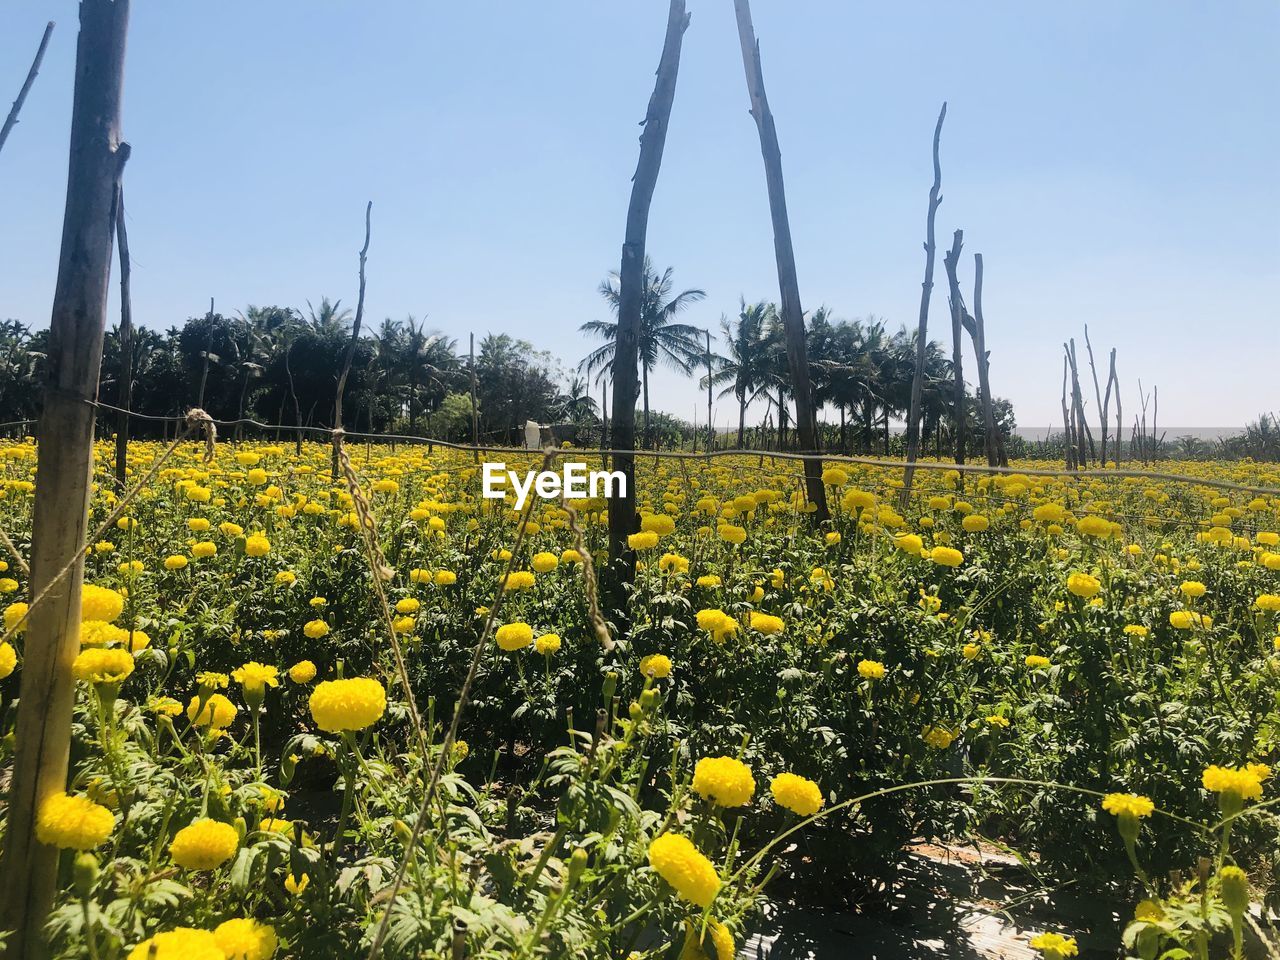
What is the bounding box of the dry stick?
[0,527,29,577]
[1084,325,1106,469]
[0,5,129,950]
[333,201,372,481]
[563,499,614,653]
[1100,345,1115,469]
[365,453,553,960]
[1111,351,1122,466]
[900,102,947,509]
[333,431,428,756]
[733,0,828,522]
[114,183,134,488]
[1065,339,1093,466]
[1060,354,1074,470]
[0,21,55,157]
[941,230,967,467]
[607,0,690,572]
[965,253,999,467]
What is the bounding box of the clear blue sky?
[2,1,1277,430]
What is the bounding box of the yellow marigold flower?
[857,659,886,680]
[922,725,956,749]
[962,643,980,660]
[560,549,583,564]
[1255,594,1280,613]
[894,533,924,556]
[642,513,676,536]
[1170,610,1212,630]
[214,918,278,960]
[308,677,387,732]
[495,621,534,651]
[303,619,330,639]
[188,517,211,532]
[750,612,784,635]
[534,633,562,655]
[435,570,457,586]
[628,531,660,551]
[169,818,239,870]
[648,833,720,907]
[0,640,16,679]
[985,714,1010,728]
[1028,932,1078,959]
[284,873,309,895]
[231,662,279,695]
[1025,655,1051,669]
[821,467,848,487]
[1202,765,1263,806]
[503,570,536,591]
[1066,572,1101,599]
[1102,793,1155,819]
[286,660,316,686]
[72,647,134,686]
[127,928,225,960]
[679,918,734,960]
[188,693,237,728]
[931,545,962,568]
[4,600,28,634]
[395,597,421,614]
[717,524,747,545]
[659,552,690,574]
[409,567,432,584]
[163,554,189,571]
[692,756,756,807]
[696,574,722,588]
[371,478,398,495]
[770,773,823,816]
[1123,624,1148,637]
[197,671,229,690]
[78,620,128,648]
[191,541,217,558]
[962,513,990,532]
[1076,514,1111,538]
[640,653,672,679]
[531,551,559,573]
[35,792,113,850]
[80,584,124,623]
[1179,580,1207,599]
[244,533,271,558]
[149,696,182,717]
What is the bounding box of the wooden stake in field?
[0,21,55,158]
[966,253,1000,467]
[901,103,946,507]
[114,185,134,487]
[732,0,828,522]
[0,2,131,956]
[607,0,690,569]
[332,201,371,480]
[942,229,967,467]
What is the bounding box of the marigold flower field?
[3,438,1280,958]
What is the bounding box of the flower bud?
[1220,865,1249,917]
[73,852,99,898]
[568,847,588,884]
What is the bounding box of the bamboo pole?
[0,3,131,956]
[114,185,133,487]
[900,102,946,508]
[732,0,828,523]
[607,0,690,570]
[0,21,55,158]
[942,229,967,467]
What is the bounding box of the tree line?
[0,258,1016,454]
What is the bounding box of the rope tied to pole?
[185,407,216,462]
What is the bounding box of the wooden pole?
[942,229,966,466]
[732,0,827,522]
[114,185,133,487]
[969,253,998,467]
[901,102,946,508]
[0,21,55,158]
[469,333,479,460]
[1061,354,1075,470]
[0,3,130,956]
[1084,324,1106,466]
[607,0,690,570]
[705,328,713,454]
[332,201,371,480]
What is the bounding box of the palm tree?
[305,297,352,336]
[558,375,599,424]
[580,258,706,449]
[702,300,774,448]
